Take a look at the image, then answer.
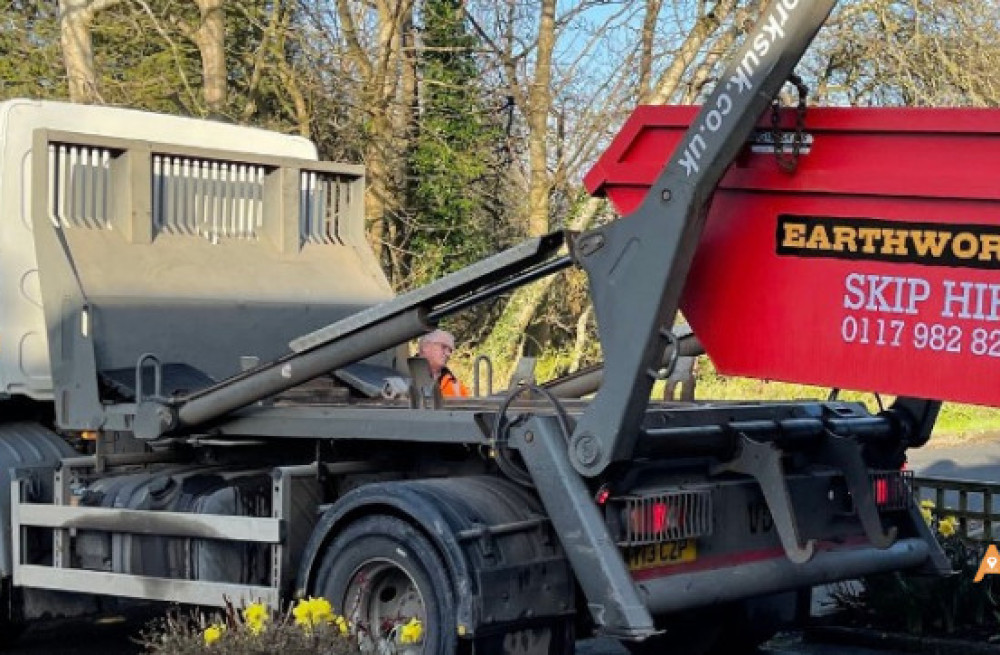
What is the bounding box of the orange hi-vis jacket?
[439,368,469,398]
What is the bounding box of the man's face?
[420,337,454,375]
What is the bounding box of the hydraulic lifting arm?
[567,0,839,476]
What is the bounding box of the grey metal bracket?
[30,130,105,431]
[712,434,815,564]
[509,415,656,640]
[816,433,897,549]
[407,357,442,410]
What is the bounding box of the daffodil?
[335,615,350,636]
[938,515,959,538]
[242,602,270,636]
[293,596,336,630]
[919,499,935,526]
[202,623,225,645]
[399,617,423,645]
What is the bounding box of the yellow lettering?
[980,234,1000,262]
[782,222,806,248]
[911,230,951,257]
[952,232,978,259]
[833,227,857,252]
[880,229,909,256]
[857,228,881,254]
[806,224,832,250]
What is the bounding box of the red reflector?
[875,478,889,505]
[629,501,682,536]
[651,502,668,533]
[595,487,611,505]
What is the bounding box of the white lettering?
[741,49,761,77]
[729,67,752,93]
[906,278,930,315]
[716,93,732,116]
[941,280,972,319]
[865,276,892,312]
[679,147,699,175]
[706,109,722,131]
[753,33,769,58]
[990,285,1000,321]
[763,13,786,41]
[973,283,988,320]
[843,273,865,310]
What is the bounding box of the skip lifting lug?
[712,434,816,564]
[770,72,809,174]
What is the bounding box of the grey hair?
[419,329,455,348]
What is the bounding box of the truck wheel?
[312,515,458,653]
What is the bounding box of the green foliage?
[404,0,511,287]
[0,1,64,102]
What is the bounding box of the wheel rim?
[344,557,426,653]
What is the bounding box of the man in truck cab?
[417,329,469,397]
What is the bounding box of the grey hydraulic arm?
[567,0,839,476]
[134,234,568,439]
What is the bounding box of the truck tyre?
[312,514,459,653]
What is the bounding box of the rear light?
[610,488,713,547]
[630,501,678,536]
[871,470,913,511]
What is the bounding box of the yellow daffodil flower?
[293,596,335,629]
[938,515,959,538]
[399,617,423,645]
[242,602,269,636]
[919,499,935,526]
[202,623,225,645]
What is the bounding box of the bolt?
[524,431,534,443]
[574,434,600,467]
[661,189,672,202]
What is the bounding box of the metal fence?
[913,476,1000,542]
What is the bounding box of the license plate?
[626,539,697,572]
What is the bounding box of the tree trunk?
[192,0,227,114]
[638,0,664,103]
[526,0,557,238]
[336,0,415,286]
[58,0,120,103]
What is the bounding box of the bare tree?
[475,0,747,378]
[58,0,120,102]
[321,0,417,282]
[815,0,1000,107]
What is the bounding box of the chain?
[770,73,809,174]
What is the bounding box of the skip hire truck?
[0,1,971,652]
